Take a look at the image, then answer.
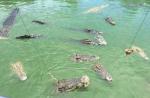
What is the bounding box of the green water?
[0,0,150,98]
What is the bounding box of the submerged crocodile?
[56,75,90,92]
[71,53,99,62]
[105,17,116,25]
[93,64,112,82]
[68,28,103,35]
[84,4,109,14]
[16,34,42,39]
[32,20,46,25]
[83,29,103,35]
[80,34,107,46]
[80,39,95,45]
[0,8,19,37]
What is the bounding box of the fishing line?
[14,4,30,34]
[129,9,149,47]
[110,9,150,74]
[101,6,150,73]
[2,5,47,88]
[6,2,148,83]
[95,6,148,74]
[18,11,30,34]
[8,4,44,62]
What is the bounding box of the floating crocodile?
[93,64,112,82]
[56,75,90,92]
[71,53,99,62]
[0,8,19,37]
[125,46,149,60]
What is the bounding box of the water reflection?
[0,0,35,8]
[55,0,78,4]
[120,0,150,8]
[118,0,150,20]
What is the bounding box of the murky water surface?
[0,0,150,98]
